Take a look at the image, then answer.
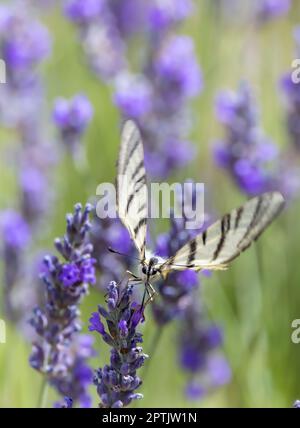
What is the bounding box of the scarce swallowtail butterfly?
[115,120,285,305]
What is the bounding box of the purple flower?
[54,397,73,408]
[281,28,300,153]
[19,167,48,224]
[89,312,105,335]
[257,0,291,22]
[213,83,279,196]
[1,11,51,69]
[277,29,300,200]
[185,382,205,400]
[66,0,202,178]
[207,356,232,387]
[65,0,104,24]
[178,297,230,398]
[152,186,204,326]
[53,94,93,133]
[294,400,300,408]
[144,139,196,179]
[114,73,153,119]
[163,139,196,170]
[0,210,30,250]
[90,281,147,408]
[29,203,95,407]
[150,185,229,399]
[110,0,146,37]
[50,334,95,408]
[180,344,206,372]
[154,36,202,103]
[53,94,93,153]
[149,0,192,31]
[67,2,126,80]
[0,8,51,90]
[80,257,96,284]
[0,7,56,330]
[59,263,81,287]
[176,270,199,289]
[90,217,136,290]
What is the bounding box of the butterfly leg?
[144,282,157,307]
[125,270,141,281]
[115,270,141,288]
[140,282,156,311]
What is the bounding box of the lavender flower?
[54,396,73,408]
[293,400,300,408]
[0,6,51,125]
[257,0,291,22]
[148,0,193,31]
[1,210,30,251]
[0,211,30,319]
[153,35,202,105]
[0,5,56,332]
[213,82,278,196]
[151,182,230,398]
[53,94,93,153]
[152,213,199,325]
[90,216,136,290]
[179,296,231,399]
[152,181,206,325]
[64,0,104,24]
[276,28,300,200]
[281,75,300,151]
[48,334,95,408]
[65,0,126,80]
[115,33,202,178]
[215,0,290,25]
[114,72,153,120]
[89,281,147,408]
[280,27,300,152]
[65,0,202,178]
[0,6,51,91]
[29,203,96,407]
[154,229,231,400]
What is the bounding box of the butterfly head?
[141,257,161,280]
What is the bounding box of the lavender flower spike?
[293,400,300,408]
[53,94,93,154]
[54,396,73,408]
[257,0,291,23]
[29,203,96,407]
[89,281,147,408]
[214,82,278,196]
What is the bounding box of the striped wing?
[160,192,284,273]
[117,120,148,260]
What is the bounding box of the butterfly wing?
[160,192,284,274]
[117,120,148,260]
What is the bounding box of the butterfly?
[115,120,285,305]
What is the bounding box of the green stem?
[38,378,49,409]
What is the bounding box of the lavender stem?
[38,378,48,409]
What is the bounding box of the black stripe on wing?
[131,160,144,181]
[212,213,231,261]
[187,238,197,266]
[240,195,263,244]
[122,134,140,175]
[126,179,147,214]
[133,218,147,238]
[234,206,243,229]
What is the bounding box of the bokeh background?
[0,0,300,408]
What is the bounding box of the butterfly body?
[116,120,285,306]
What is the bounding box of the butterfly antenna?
[108,247,142,262]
